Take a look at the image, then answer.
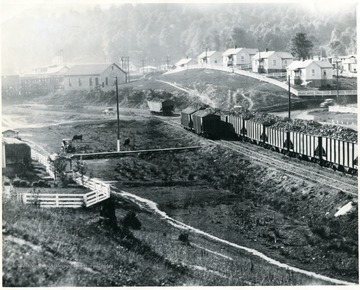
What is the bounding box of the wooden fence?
[21,146,111,208]
[21,192,85,208]
[30,149,55,179]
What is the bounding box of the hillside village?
[2,43,357,99]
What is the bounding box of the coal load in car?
[147,99,174,116]
[192,109,222,139]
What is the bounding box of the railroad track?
[159,117,358,196]
[219,140,358,196]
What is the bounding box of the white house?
[252,51,293,73]
[197,51,222,65]
[287,60,333,87]
[342,55,357,73]
[63,63,126,91]
[175,58,196,69]
[222,47,258,69]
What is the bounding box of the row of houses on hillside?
[176,47,357,74]
[176,48,295,73]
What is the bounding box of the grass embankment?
[28,68,309,112]
[3,193,332,286]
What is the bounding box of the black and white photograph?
[1,0,358,287]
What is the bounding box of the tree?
[290,33,314,60]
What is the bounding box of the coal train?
[181,106,358,175]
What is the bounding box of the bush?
[122,211,141,230]
[19,180,29,187]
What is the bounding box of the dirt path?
[113,189,354,286]
[241,92,254,110]
[155,79,216,107]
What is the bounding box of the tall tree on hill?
[290,32,314,60]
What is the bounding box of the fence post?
[56,194,59,207]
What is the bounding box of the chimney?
[235,45,237,49]
[265,48,268,52]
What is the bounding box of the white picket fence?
[296,90,357,97]
[329,105,358,114]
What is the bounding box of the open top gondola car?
[181,105,206,130]
[192,109,222,139]
[147,99,174,116]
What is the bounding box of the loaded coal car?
[321,137,358,174]
[147,99,174,116]
[192,109,222,139]
[181,104,207,130]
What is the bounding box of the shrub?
[122,211,141,230]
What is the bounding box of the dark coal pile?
[223,108,357,142]
[269,119,357,142]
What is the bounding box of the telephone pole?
[288,75,291,119]
[115,77,120,152]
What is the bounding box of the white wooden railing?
[25,146,110,208]
[329,105,358,114]
[72,172,111,207]
[30,149,55,179]
[21,192,85,208]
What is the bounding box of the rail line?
[159,118,358,196]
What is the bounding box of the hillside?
[29,69,304,112]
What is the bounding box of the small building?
[2,137,31,176]
[222,47,258,69]
[287,59,333,87]
[197,51,222,65]
[252,51,293,73]
[2,129,19,139]
[342,55,357,73]
[175,58,196,69]
[63,63,126,91]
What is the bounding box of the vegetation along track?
[159,118,358,197]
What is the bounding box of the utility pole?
[288,75,291,119]
[336,59,339,100]
[142,59,145,74]
[115,77,120,152]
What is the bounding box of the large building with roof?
[63,63,126,91]
[252,51,293,73]
[287,59,333,87]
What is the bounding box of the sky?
[1,0,357,20]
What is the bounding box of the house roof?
[198,51,218,58]
[2,129,18,134]
[175,58,193,66]
[287,59,333,70]
[64,63,123,76]
[222,48,259,57]
[253,51,293,60]
[3,137,26,145]
[222,48,242,57]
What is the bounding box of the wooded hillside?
[1,3,356,73]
